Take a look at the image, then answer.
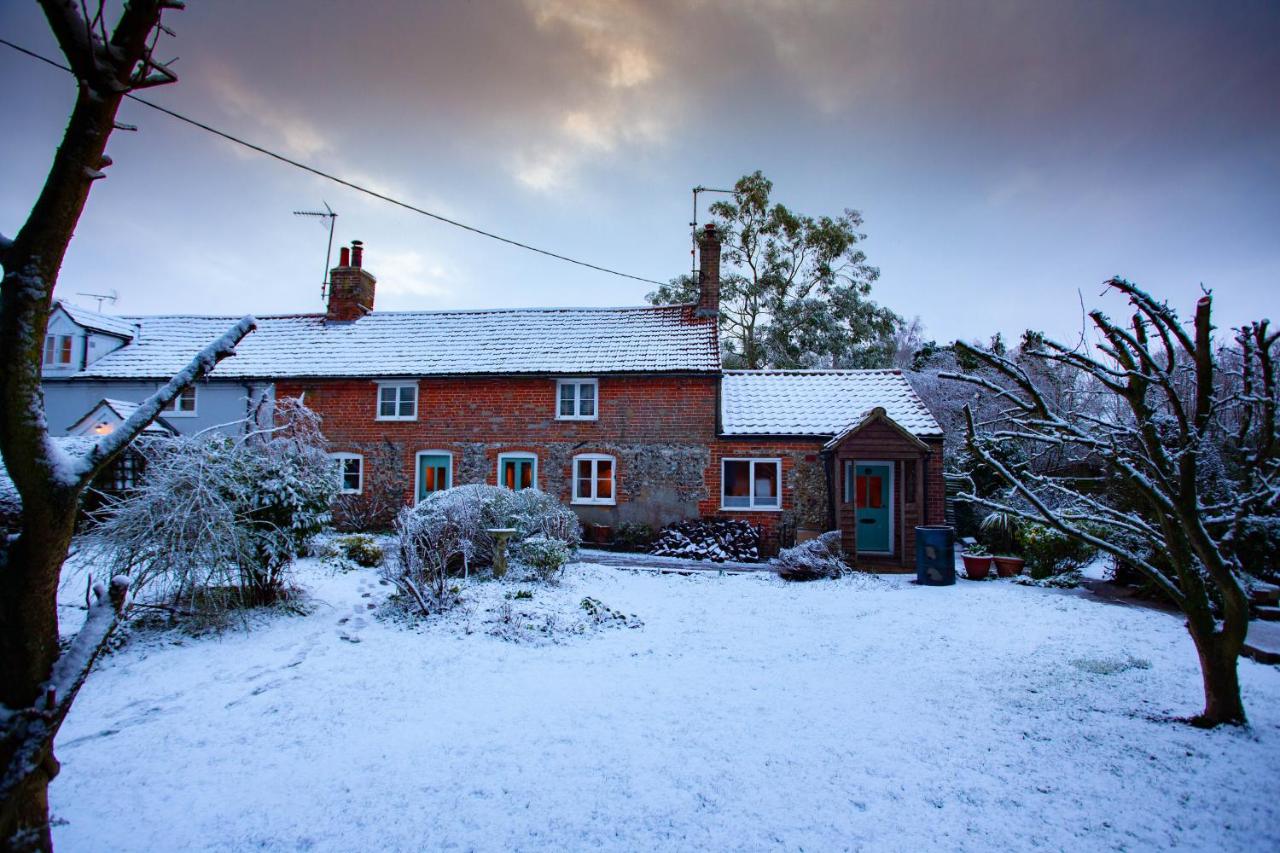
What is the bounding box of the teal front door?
[852,462,893,553]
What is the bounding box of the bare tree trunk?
[1186,617,1248,727]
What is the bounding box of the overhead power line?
[0,37,666,287]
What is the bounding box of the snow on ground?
[51,559,1280,852]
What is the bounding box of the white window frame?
[414,450,453,502]
[329,452,363,495]
[720,457,783,511]
[376,381,418,422]
[555,378,599,421]
[497,452,538,491]
[572,453,616,506]
[44,334,74,366]
[159,384,198,417]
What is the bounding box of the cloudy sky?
[2,0,1277,345]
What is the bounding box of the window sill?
[338,489,362,496]
[375,416,417,422]
[572,499,616,506]
[719,505,782,512]
[161,411,198,418]
[556,415,599,422]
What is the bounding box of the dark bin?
[915,525,956,586]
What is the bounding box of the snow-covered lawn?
[52,560,1280,852]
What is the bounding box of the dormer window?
[43,334,73,366]
[556,379,598,420]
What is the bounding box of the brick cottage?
[41,228,944,567]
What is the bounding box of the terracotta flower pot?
[993,555,1025,578]
[961,554,992,580]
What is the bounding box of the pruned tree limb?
[0,577,128,829]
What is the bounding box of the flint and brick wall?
[278,374,718,528]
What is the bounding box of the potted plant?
[960,542,993,580]
[980,511,1025,577]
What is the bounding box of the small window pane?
[597,460,613,499]
[723,461,750,507]
[44,336,55,364]
[342,458,361,491]
[579,383,596,416]
[560,384,576,416]
[60,336,73,364]
[754,463,779,507]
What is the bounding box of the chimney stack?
[327,239,376,321]
[696,223,721,317]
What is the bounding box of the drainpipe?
[922,447,932,525]
[820,448,836,532]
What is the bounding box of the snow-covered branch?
[67,315,256,488]
[0,576,128,819]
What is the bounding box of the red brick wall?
[278,373,946,558]
[278,374,718,518]
[700,439,827,553]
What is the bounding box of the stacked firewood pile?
[648,519,761,562]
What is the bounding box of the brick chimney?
[326,239,376,321]
[696,223,721,317]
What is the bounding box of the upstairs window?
[330,452,363,494]
[721,458,781,510]
[556,379,598,420]
[377,383,417,421]
[43,334,73,366]
[572,454,615,505]
[161,385,197,416]
[498,453,537,491]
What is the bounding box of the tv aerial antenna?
[293,201,338,303]
[75,289,118,312]
[690,185,733,278]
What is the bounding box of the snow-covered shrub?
[1013,569,1083,589]
[1017,523,1097,580]
[518,534,572,582]
[333,534,384,568]
[387,499,477,616]
[772,530,847,581]
[508,489,582,551]
[404,484,581,567]
[88,399,336,617]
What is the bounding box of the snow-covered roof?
[68,399,175,435]
[71,305,719,379]
[57,301,138,340]
[720,370,943,438]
